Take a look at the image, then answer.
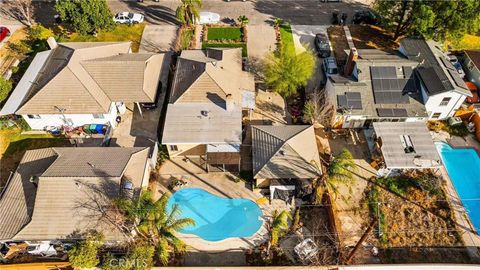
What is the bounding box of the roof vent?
[201,110,209,117]
[279,150,285,156]
[29,176,39,186]
[75,181,82,189]
[400,135,416,154]
[87,162,95,168]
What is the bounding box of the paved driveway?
[139,25,178,52]
[291,25,329,93]
[247,25,276,61]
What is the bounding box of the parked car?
[0,27,11,43]
[113,12,144,24]
[197,12,221,24]
[448,55,465,78]
[352,10,379,25]
[314,33,331,58]
[322,57,338,77]
[465,81,480,103]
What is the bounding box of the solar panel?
[346,92,361,100]
[448,69,468,90]
[337,95,347,107]
[377,108,394,117]
[371,66,397,79]
[392,108,408,117]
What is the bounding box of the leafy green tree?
[175,0,202,26]
[374,0,480,40]
[237,15,249,27]
[269,210,291,247]
[55,0,114,35]
[102,241,155,270]
[264,44,315,98]
[68,232,104,269]
[115,191,195,266]
[0,77,13,104]
[314,149,356,203]
[29,24,54,40]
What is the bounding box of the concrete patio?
[156,158,294,251]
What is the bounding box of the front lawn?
[202,42,248,58]
[66,23,146,52]
[207,27,243,41]
[203,25,247,57]
[279,23,294,51]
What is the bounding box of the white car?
[197,12,221,24]
[113,12,144,24]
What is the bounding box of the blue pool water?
[435,142,480,232]
[166,188,263,241]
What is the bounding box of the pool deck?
[157,158,294,251]
[439,158,480,261]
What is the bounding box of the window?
[432,112,442,119]
[169,145,178,151]
[439,97,451,106]
[27,114,41,119]
[93,113,104,119]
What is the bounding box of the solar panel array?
[371,66,412,104]
[337,92,363,110]
[376,108,408,117]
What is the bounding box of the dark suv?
[314,33,331,58]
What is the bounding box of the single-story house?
[0,38,169,131]
[162,48,255,171]
[251,125,322,194]
[371,121,441,170]
[0,147,151,244]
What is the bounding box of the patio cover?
[373,122,442,169]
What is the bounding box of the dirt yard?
[327,24,399,67]
[360,170,474,263]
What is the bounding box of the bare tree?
[1,0,34,27]
[303,89,335,128]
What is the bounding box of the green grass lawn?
[279,24,295,51]
[67,23,146,52]
[207,27,243,41]
[202,42,248,58]
[0,128,70,185]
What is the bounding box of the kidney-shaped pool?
[166,188,263,241]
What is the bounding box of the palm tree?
[175,0,202,26]
[237,15,249,26]
[314,148,356,203]
[269,210,292,247]
[115,191,195,265]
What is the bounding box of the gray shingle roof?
[252,125,322,179]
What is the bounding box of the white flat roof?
[0,50,52,115]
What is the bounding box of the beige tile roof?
[163,48,254,144]
[252,125,322,179]
[0,148,57,240]
[14,42,167,114]
[0,147,150,241]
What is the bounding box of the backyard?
[0,127,70,187]
[202,26,248,57]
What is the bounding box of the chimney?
[344,48,358,76]
[226,94,234,111]
[47,37,58,49]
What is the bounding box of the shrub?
[68,232,104,269]
[0,77,13,104]
[30,24,54,40]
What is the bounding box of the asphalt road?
[107,0,370,26]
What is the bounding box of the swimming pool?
[166,188,263,241]
[435,142,480,232]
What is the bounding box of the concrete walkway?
[139,25,178,52]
